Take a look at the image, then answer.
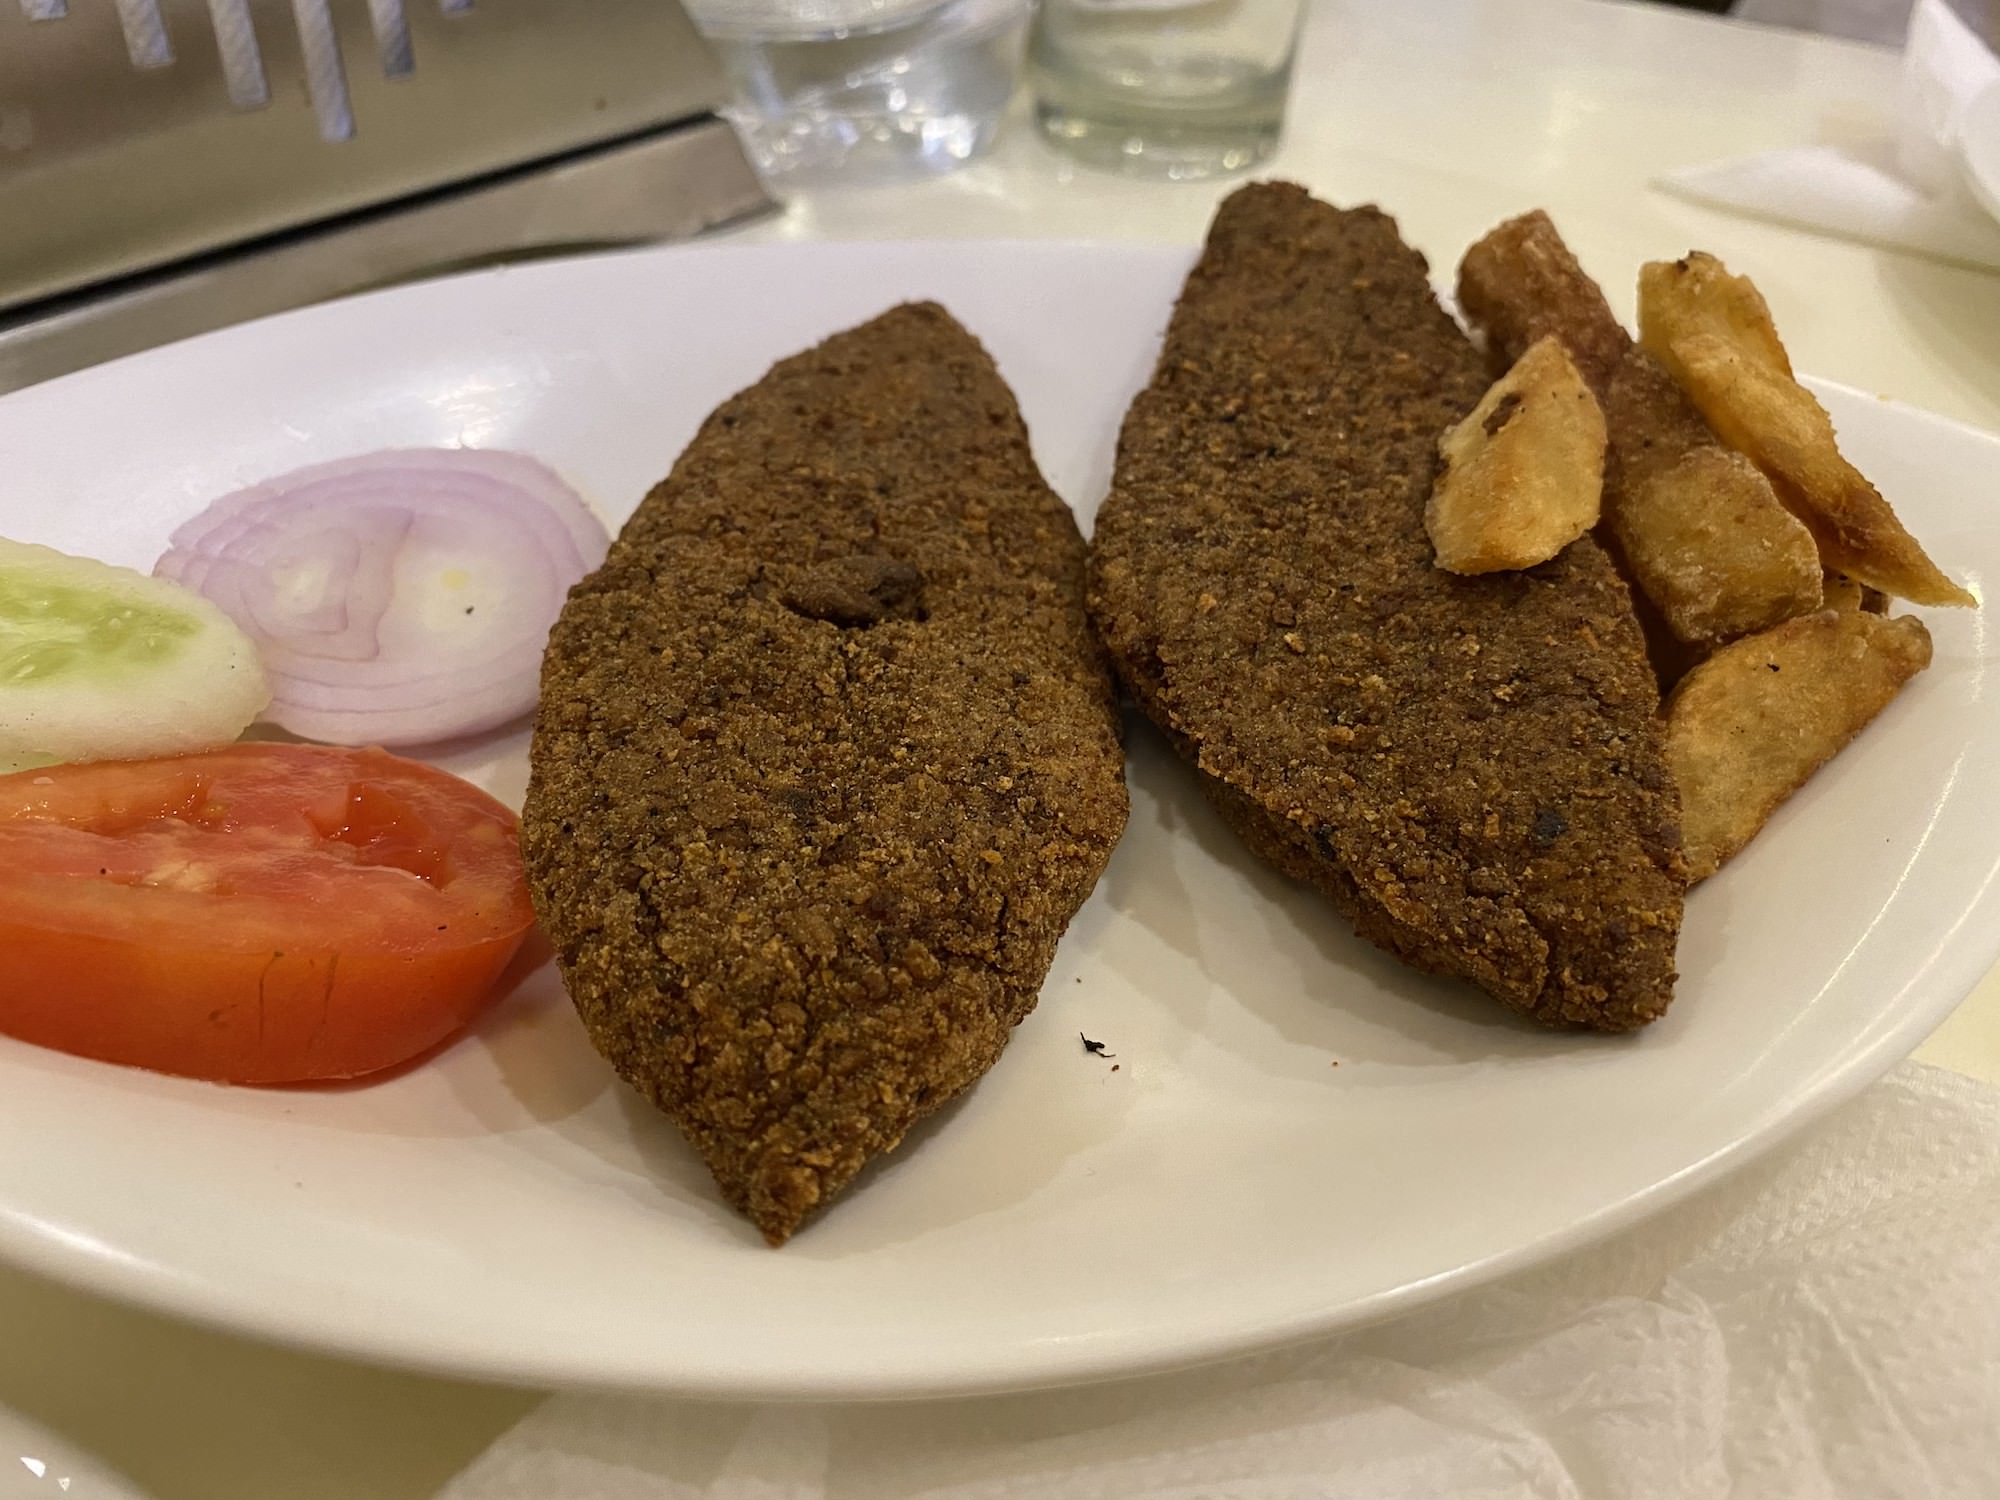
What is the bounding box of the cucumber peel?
[0,538,270,774]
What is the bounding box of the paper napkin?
[438,1062,2000,1500]
[1657,0,2000,271]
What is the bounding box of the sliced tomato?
[0,744,533,1083]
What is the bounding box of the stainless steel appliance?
[0,0,773,389]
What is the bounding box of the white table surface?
[5,2,1998,1496]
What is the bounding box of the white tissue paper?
[438,1063,2000,1500]
[1657,0,2000,270]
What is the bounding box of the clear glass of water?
[686,0,1033,182]
[1028,0,1306,179]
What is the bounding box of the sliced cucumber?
[0,538,270,774]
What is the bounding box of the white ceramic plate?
[0,1406,149,1500]
[0,243,1994,1399]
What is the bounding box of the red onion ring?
[155,449,610,747]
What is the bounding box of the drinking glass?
[1028,0,1307,179]
[688,0,1032,181]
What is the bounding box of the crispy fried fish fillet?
[525,303,1128,1244]
[1088,184,1684,1030]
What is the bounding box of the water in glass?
[1030,0,1304,178]
[688,0,1032,181]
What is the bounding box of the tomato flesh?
[0,744,533,1083]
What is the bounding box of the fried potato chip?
[1603,351,1824,646]
[1664,609,1932,880]
[1428,335,1606,574]
[1638,254,1974,609]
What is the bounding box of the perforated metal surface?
[0,0,738,311]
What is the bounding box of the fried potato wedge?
[1456,217,1823,648]
[1457,210,1631,391]
[1665,609,1932,880]
[1603,351,1824,646]
[1637,249,1792,375]
[1821,574,1864,613]
[1821,573,1888,614]
[1638,254,1974,609]
[1428,335,1606,574]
